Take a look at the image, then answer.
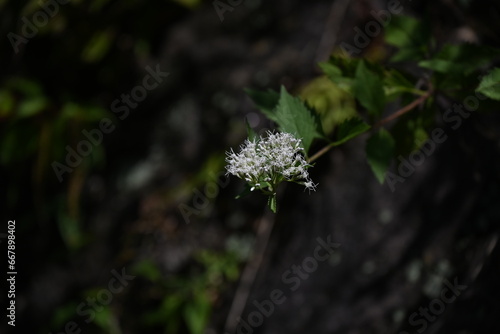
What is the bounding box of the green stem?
[307,145,333,164]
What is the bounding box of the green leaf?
[183,293,211,334]
[366,128,395,184]
[319,56,360,92]
[17,96,48,118]
[299,76,357,135]
[390,116,430,158]
[476,68,500,101]
[82,30,114,63]
[0,90,14,117]
[93,305,112,331]
[419,44,500,91]
[322,56,360,77]
[418,59,462,74]
[353,61,385,117]
[385,15,431,62]
[268,194,277,213]
[419,44,500,76]
[142,295,183,329]
[132,259,162,282]
[245,88,280,122]
[383,69,423,101]
[57,211,83,250]
[331,117,371,146]
[273,86,325,154]
[318,61,342,78]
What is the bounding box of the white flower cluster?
[225,131,317,192]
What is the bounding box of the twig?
[223,207,277,333]
[308,144,332,164]
[372,88,433,129]
[307,88,434,164]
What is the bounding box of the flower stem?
[308,145,333,164]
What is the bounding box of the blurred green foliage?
[0,1,246,333]
[133,251,240,334]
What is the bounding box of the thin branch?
[307,88,434,164]
[308,144,333,164]
[373,88,433,129]
[223,206,277,333]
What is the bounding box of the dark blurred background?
[1,0,500,333]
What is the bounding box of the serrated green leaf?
[331,117,371,146]
[273,86,325,154]
[476,68,500,101]
[245,88,280,122]
[366,128,395,184]
[353,61,385,117]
